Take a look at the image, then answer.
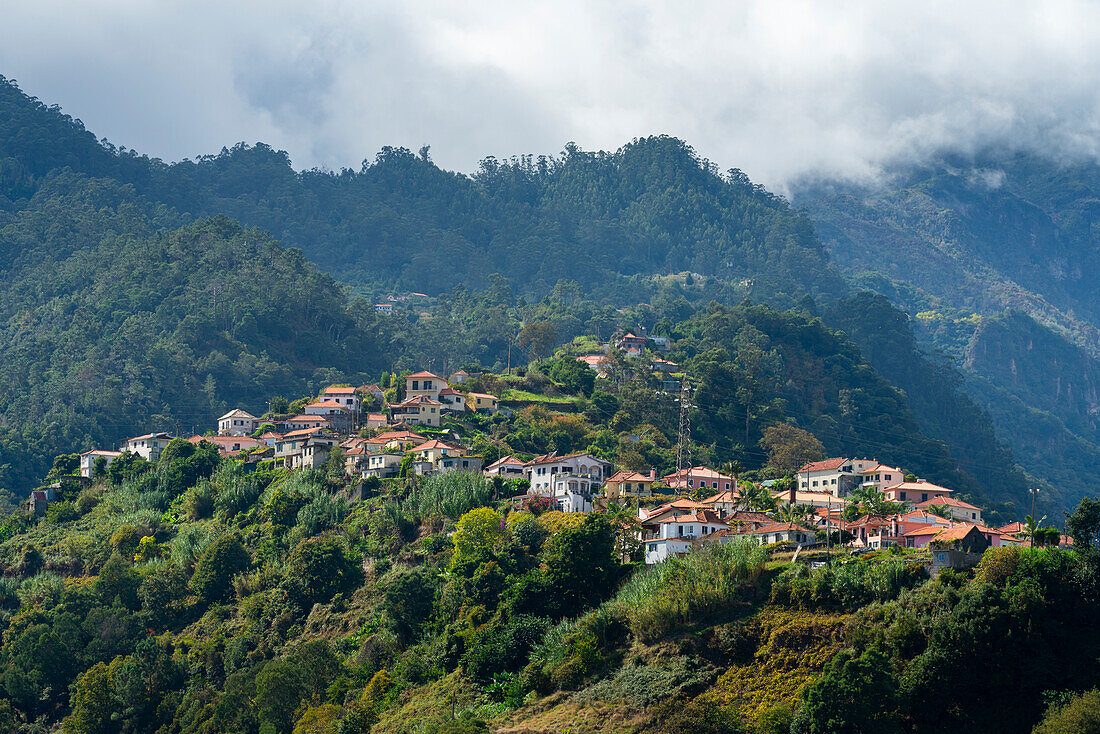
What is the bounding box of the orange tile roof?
[798,457,849,472]
[322,386,357,395]
[407,371,446,380]
[915,496,979,511]
[654,510,727,525]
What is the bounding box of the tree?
[284,536,362,606]
[542,513,619,616]
[255,658,310,734]
[450,507,505,571]
[191,534,251,603]
[760,424,825,474]
[516,321,558,360]
[97,554,140,609]
[792,649,901,734]
[67,662,118,734]
[384,566,438,642]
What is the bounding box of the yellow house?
[465,392,499,413]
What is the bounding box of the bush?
[191,534,251,603]
[284,536,362,606]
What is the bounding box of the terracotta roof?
[126,432,173,442]
[439,387,463,396]
[931,523,987,542]
[467,392,497,401]
[642,499,709,520]
[219,409,257,421]
[894,480,953,494]
[661,466,733,482]
[258,432,283,439]
[280,428,327,440]
[451,370,470,376]
[860,464,904,475]
[487,455,525,469]
[701,489,740,504]
[408,439,463,452]
[797,457,849,473]
[372,430,427,443]
[654,510,727,525]
[607,470,655,484]
[359,384,383,393]
[285,414,331,424]
[305,400,348,411]
[407,371,446,380]
[904,525,946,537]
[915,496,979,511]
[747,521,814,535]
[322,386,357,395]
[998,521,1026,534]
[81,449,122,457]
[390,395,442,407]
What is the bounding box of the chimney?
[649,468,657,480]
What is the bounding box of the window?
[900,491,906,501]
[972,513,976,519]
[411,380,419,390]
[832,478,837,484]
[922,493,928,502]
[812,480,818,487]
[713,481,718,488]
[885,474,892,481]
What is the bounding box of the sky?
[4,1,1100,191]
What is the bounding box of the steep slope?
[0,172,384,498]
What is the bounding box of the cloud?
[3,0,1100,190]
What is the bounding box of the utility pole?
[675,378,691,497]
[1029,487,1040,547]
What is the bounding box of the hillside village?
[45,329,1061,577]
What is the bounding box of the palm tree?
[738,483,777,512]
[777,503,816,526]
[927,504,951,520]
[1024,514,1047,546]
[605,499,641,561]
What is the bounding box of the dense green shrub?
[191,534,251,603]
[284,536,362,606]
[770,559,926,611]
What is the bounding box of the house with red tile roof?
[387,395,443,427]
[915,495,982,524]
[404,371,446,401]
[643,509,730,563]
[465,392,499,413]
[484,455,525,477]
[604,469,657,500]
[661,466,734,492]
[885,479,953,505]
[524,452,612,495]
[737,521,816,546]
[438,387,468,413]
[859,464,905,491]
[796,457,879,496]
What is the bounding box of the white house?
[915,496,983,524]
[796,457,878,496]
[218,409,257,436]
[449,370,471,384]
[321,386,361,414]
[524,451,612,495]
[79,450,122,478]
[438,387,468,413]
[374,303,393,315]
[120,432,174,462]
[550,474,598,513]
[642,510,729,564]
[438,456,485,474]
[485,455,526,477]
[283,414,332,432]
[740,521,816,546]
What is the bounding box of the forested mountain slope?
[798,153,1100,515]
[0,75,1046,515]
[0,76,841,303]
[0,172,385,496]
